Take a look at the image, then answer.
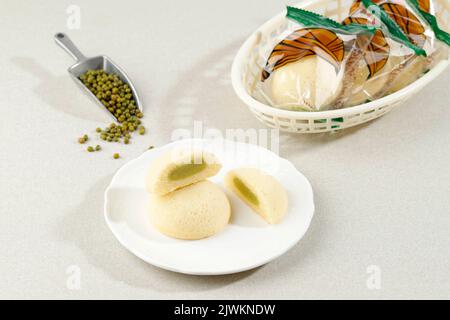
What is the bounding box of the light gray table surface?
[1,0,449,299]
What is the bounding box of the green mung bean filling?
[233,176,259,206]
[168,162,207,181]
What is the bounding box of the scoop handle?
[54,33,86,62]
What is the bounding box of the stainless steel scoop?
[54,32,143,121]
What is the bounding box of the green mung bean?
[77,69,149,157]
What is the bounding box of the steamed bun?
[225,168,288,224]
[348,56,394,105]
[149,181,230,240]
[264,55,342,111]
[146,149,221,195]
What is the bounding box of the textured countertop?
[1,0,449,299]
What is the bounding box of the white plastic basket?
[231,0,450,133]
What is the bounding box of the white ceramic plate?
[104,138,315,275]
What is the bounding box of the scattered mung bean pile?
[76,69,146,158]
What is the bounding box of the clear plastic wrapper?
[257,7,377,111]
[256,2,450,112]
[351,0,450,95]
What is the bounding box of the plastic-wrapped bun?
[387,55,427,92]
[348,57,394,104]
[377,1,433,93]
[263,55,343,111]
[257,9,376,112]
[257,6,423,110]
[351,0,450,95]
[146,149,221,195]
[342,3,428,102]
[149,181,230,240]
[369,0,430,93]
[341,16,393,104]
[256,4,449,111]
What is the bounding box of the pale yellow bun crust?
[348,56,394,105]
[149,181,231,240]
[266,56,342,111]
[146,149,221,195]
[388,56,427,94]
[225,168,288,224]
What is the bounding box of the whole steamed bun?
[149,181,230,240]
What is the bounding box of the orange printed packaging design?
[257,7,379,112]
[349,0,449,94]
[256,3,449,112]
[257,5,429,111]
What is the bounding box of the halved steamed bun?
[225,168,288,224]
[146,149,221,195]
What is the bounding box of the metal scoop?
[54,32,143,121]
